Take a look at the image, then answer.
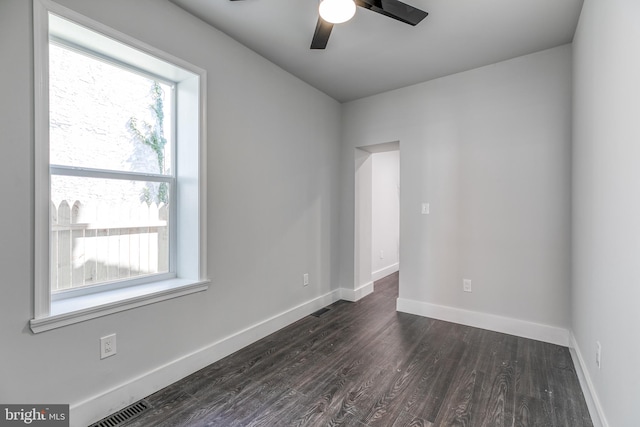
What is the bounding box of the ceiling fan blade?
[310,17,334,49]
[355,0,428,26]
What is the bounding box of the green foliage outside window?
[127,81,169,205]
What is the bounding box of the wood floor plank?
[514,338,554,427]
[476,333,518,427]
[544,344,593,427]
[396,321,472,424]
[430,328,497,426]
[110,272,592,427]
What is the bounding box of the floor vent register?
[89,399,151,427]
[311,307,332,317]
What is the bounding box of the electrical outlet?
[421,202,430,215]
[463,279,472,293]
[596,341,601,369]
[303,273,309,287]
[100,334,117,359]
[380,250,384,259]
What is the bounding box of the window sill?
[30,278,210,333]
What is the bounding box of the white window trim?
[32,0,209,333]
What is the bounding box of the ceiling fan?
[230,0,429,50]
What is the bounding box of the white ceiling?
[170,0,584,103]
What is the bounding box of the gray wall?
[340,45,572,329]
[572,0,640,425]
[0,0,341,423]
[371,150,400,280]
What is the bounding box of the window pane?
[49,43,173,175]
[51,175,170,291]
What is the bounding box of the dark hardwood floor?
[114,273,593,427]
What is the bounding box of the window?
[31,0,208,333]
[49,42,175,293]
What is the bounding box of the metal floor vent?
[89,399,151,427]
[311,307,331,317]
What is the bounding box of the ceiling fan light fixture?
[319,0,356,24]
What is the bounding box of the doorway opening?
[354,141,400,296]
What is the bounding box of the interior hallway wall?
[371,150,400,281]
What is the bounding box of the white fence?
[51,200,169,292]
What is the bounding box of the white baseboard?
[396,298,570,346]
[569,333,609,427]
[71,289,341,427]
[371,263,399,282]
[339,281,374,302]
